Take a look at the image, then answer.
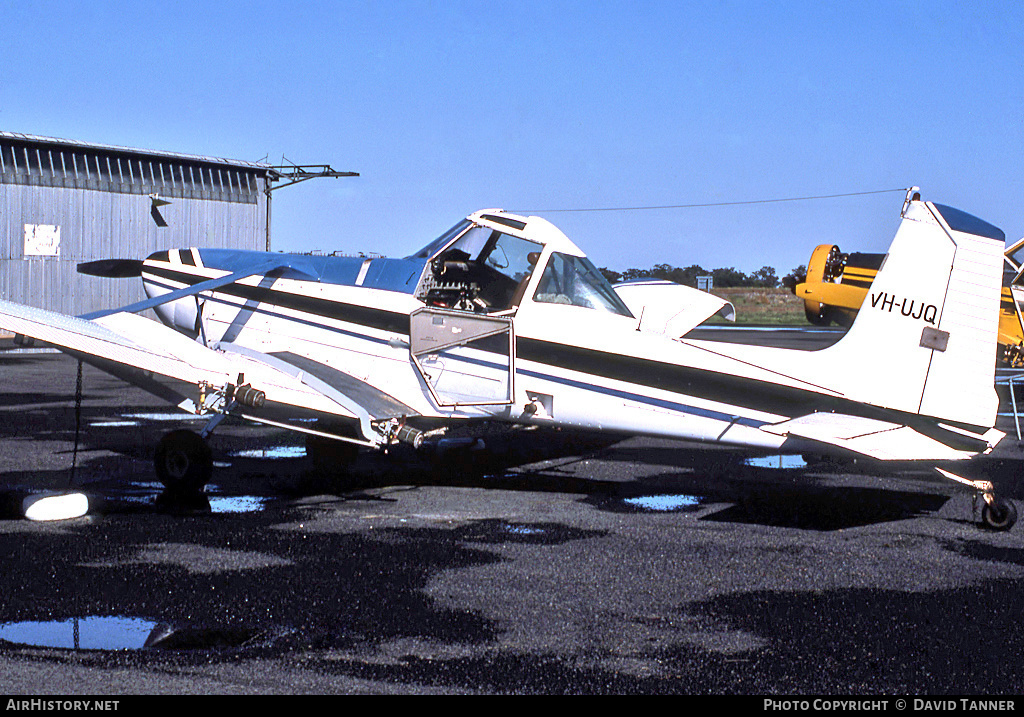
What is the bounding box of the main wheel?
[982,497,1018,531]
[804,303,831,326]
[154,429,213,493]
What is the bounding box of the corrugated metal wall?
[0,134,269,317]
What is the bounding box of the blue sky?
[3,1,1023,277]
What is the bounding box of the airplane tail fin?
[821,191,1005,431]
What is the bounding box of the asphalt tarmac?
[1,334,1024,696]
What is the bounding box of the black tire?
[154,429,213,493]
[804,304,831,326]
[982,498,1018,531]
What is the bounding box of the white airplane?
[0,189,1015,530]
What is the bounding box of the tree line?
[599,263,807,289]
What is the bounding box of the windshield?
[406,219,473,260]
[416,224,543,312]
[534,252,633,317]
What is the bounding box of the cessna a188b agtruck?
[0,189,1016,530]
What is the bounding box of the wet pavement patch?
[0,616,159,650]
[89,412,207,428]
[208,495,270,513]
[0,616,263,651]
[503,524,546,536]
[229,445,305,460]
[140,623,264,650]
[95,478,274,516]
[743,454,808,469]
[456,519,604,545]
[624,494,703,512]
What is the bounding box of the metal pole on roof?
[263,164,358,252]
[266,180,273,252]
[267,165,359,191]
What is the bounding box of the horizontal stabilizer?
[761,412,1003,461]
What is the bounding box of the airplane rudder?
[823,196,1005,426]
[915,204,1005,426]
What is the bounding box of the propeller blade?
[77,259,144,278]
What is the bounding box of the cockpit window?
[417,224,543,312]
[534,252,634,317]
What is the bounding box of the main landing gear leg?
[152,378,263,494]
[936,468,1018,531]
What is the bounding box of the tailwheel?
[982,497,1018,532]
[154,429,213,494]
[936,468,1016,531]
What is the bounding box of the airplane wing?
[212,343,419,446]
[0,298,413,448]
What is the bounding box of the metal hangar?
[0,131,354,317]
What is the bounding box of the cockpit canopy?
[534,252,632,314]
[410,211,632,317]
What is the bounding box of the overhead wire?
[514,187,910,214]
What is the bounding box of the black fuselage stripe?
[143,263,990,449]
[516,337,990,449]
[144,275,395,349]
[144,264,410,335]
[519,336,839,419]
[516,367,766,428]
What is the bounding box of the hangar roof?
[0,130,273,173]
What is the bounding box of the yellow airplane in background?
[793,236,1024,368]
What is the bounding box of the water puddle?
[208,495,269,514]
[744,454,807,469]
[153,489,270,515]
[504,524,545,536]
[103,481,270,515]
[90,412,205,428]
[229,445,306,460]
[0,617,261,651]
[0,616,159,650]
[625,494,702,512]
